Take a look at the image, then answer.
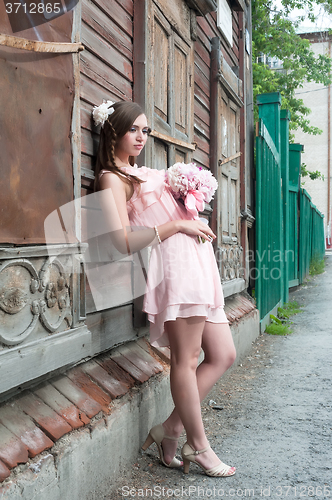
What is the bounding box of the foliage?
[301,163,325,180]
[252,0,332,138]
[309,256,325,274]
[277,301,303,318]
[265,322,292,335]
[265,300,303,334]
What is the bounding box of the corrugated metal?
[0,7,75,244]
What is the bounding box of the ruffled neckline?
[100,165,166,215]
[124,166,166,214]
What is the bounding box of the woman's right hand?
[177,219,216,242]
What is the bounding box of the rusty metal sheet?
[0,6,75,244]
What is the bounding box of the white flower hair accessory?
[92,100,115,127]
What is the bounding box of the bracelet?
[154,225,162,244]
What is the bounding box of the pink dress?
[102,165,228,347]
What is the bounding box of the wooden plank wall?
[193,10,240,169]
[80,0,134,196]
[80,0,135,322]
[79,1,240,180]
[79,0,242,320]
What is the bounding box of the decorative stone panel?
[217,243,244,282]
[0,245,91,397]
[0,257,71,346]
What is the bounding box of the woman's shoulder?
[99,167,136,182]
[99,169,122,184]
[99,169,130,193]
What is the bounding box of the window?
[217,88,243,285]
[144,1,195,169]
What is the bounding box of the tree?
[252,0,332,137]
[301,162,325,180]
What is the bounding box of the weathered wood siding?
[0,7,92,397]
[144,0,195,170]
[193,10,240,169]
[79,0,138,337]
[80,0,134,196]
[79,0,251,336]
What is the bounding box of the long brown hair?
[94,100,148,191]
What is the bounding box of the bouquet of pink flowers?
[165,162,218,217]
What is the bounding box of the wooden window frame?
[218,90,241,246]
[144,0,195,169]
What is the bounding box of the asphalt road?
[112,254,332,500]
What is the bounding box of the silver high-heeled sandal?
[181,442,236,477]
[142,424,183,468]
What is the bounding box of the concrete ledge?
[0,339,166,482]
[260,300,282,333]
[0,370,174,500]
[223,278,246,298]
[229,308,260,367]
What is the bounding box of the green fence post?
[289,145,303,185]
[256,92,283,329]
[280,110,290,303]
[311,206,325,261]
[288,143,303,287]
[299,189,312,282]
[257,92,282,152]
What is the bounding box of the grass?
[277,301,302,319]
[265,322,292,335]
[265,300,303,335]
[309,257,325,276]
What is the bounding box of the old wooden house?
[0,0,259,495]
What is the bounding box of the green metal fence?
[256,93,284,326]
[311,205,325,261]
[299,189,325,282]
[255,92,325,331]
[298,189,313,283]
[280,110,290,302]
[288,144,303,288]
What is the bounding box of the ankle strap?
[163,434,179,441]
[182,442,211,457]
[193,445,210,455]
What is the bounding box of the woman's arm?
[157,219,215,242]
[99,172,216,255]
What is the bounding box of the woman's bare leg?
[161,321,236,466]
[198,321,236,397]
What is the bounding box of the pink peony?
[165,162,218,216]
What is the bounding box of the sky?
[275,1,332,31]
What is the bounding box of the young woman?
[94,100,236,477]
